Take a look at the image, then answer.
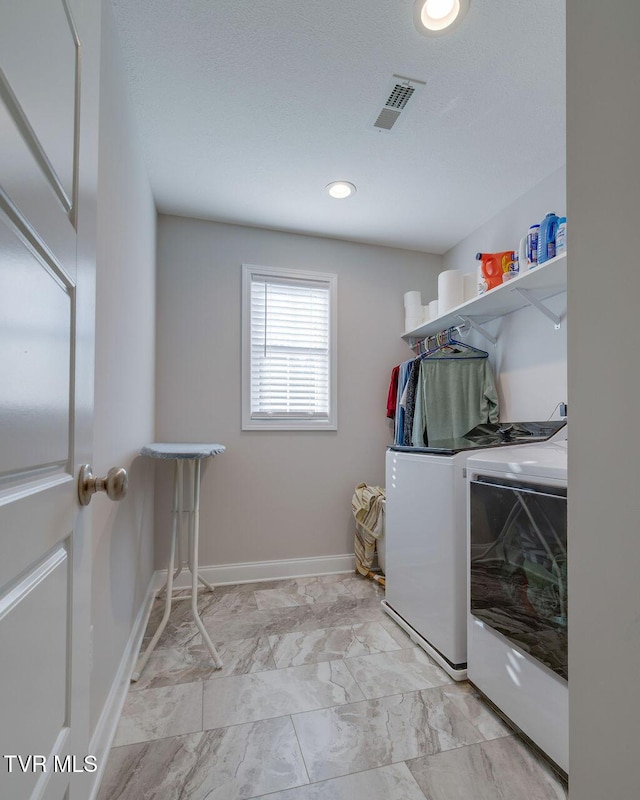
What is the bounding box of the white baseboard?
[87,574,158,800]
[157,553,356,590]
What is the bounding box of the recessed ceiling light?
[413,0,471,36]
[326,181,357,199]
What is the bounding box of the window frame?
[241,264,338,431]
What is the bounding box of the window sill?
[242,418,337,431]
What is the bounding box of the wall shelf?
[402,252,567,343]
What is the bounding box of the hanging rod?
[410,324,467,355]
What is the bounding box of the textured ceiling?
[110,0,565,254]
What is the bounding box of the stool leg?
[158,460,184,596]
[173,460,184,583]
[131,459,180,682]
[187,459,214,591]
[189,459,223,669]
[197,572,216,593]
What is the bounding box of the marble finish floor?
[98,573,567,799]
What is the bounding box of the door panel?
[0,0,78,214]
[0,212,72,478]
[0,547,69,800]
[0,0,98,797]
[0,483,75,601]
[0,100,77,272]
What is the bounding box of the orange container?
[476,251,516,292]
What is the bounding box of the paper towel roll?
[463,272,477,302]
[422,305,430,324]
[405,310,423,332]
[438,270,464,314]
[403,291,422,309]
[428,299,439,320]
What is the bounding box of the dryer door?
[469,476,568,680]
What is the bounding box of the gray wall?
[567,0,640,795]
[443,168,567,420]
[91,0,157,735]
[155,216,441,567]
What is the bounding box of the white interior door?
[0,1,99,798]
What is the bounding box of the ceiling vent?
[371,74,426,133]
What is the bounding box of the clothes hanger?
[444,326,488,357]
[421,327,488,360]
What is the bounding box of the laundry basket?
[351,483,386,586]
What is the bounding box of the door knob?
[78,464,128,506]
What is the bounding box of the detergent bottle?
[556,217,567,255]
[476,251,516,292]
[537,213,559,264]
[527,223,540,268]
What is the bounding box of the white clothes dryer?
[466,436,568,775]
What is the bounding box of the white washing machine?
[383,446,471,679]
[466,436,568,775]
[382,421,566,681]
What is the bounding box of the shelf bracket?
[511,288,562,329]
[457,315,497,345]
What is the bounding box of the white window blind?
[242,265,337,430]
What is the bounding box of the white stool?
[131,442,226,682]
